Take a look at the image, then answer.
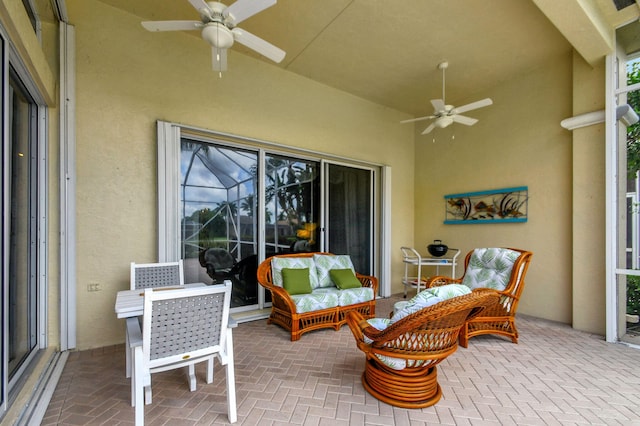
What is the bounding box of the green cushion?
[282,268,312,295]
[330,268,362,289]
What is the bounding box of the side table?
[400,246,461,297]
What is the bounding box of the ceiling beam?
[531,0,614,65]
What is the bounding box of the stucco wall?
[413,53,575,326]
[68,0,416,349]
[571,53,606,334]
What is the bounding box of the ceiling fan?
[141,0,286,74]
[401,62,493,135]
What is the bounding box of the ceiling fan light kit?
[401,61,493,136]
[201,23,234,48]
[141,0,286,75]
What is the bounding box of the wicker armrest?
[356,273,379,295]
[425,275,461,288]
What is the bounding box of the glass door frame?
[609,44,640,344]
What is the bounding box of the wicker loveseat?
[257,252,378,341]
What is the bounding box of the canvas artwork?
[444,186,528,224]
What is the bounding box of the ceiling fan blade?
[431,99,446,112]
[189,0,212,16]
[452,115,478,126]
[141,20,201,32]
[400,115,435,124]
[232,28,286,63]
[421,123,437,135]
[212,47,228,72]
[453,98,493,114]
[225,0,277,25]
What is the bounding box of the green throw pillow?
[282,268,312,295]
[330,268,362,289]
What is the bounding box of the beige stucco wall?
[68,0,416,350]
[413,52,575,325]
[571,53,606,334]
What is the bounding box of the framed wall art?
[444,186,528,224]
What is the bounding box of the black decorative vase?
[427,240,448,257]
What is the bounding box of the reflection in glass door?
[325,164,373,275]
[264,154,320,255]
[180,140,260,308]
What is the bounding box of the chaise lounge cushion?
[461,248,520,291]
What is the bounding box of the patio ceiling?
[92,0,638,117]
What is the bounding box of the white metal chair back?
[131,281,236,424]
[143,283,230,367]
[130,260,184,290]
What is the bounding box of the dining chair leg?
[187,364,197,391]
[144,385,152,405]
[225,328,237,423]
[125,328,131,378]
[133,347,144,425]
[206,355,214,384]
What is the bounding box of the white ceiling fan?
[401,62,493,135]
[141,0,286,74]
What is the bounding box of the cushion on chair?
[390,284,471,323]
[330,268,362,289]
[313,254,355,288]
[290,288,340,313]
[461,248,520,291]
[281,268,312,295]
[337,286,375,307]
[364,284,472,371]
[271,257,320,289]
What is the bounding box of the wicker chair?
[426,248,533,347]
[347,289,499,408]
[128,282,236,424]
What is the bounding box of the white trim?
[1,31,7,416]
[38,102,48,349]
[605,52,617,343]
[380,166,392,298]
[59,22,76,350]
[157,121,181,262]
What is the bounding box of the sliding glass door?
[169,130,380,314]
[180,140,259,308]
[325,163,373,274]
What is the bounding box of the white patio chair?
[128,281,236,425]
[125,260,185,381]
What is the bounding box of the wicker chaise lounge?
[257,252,378,341]
[347,286,499,408]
